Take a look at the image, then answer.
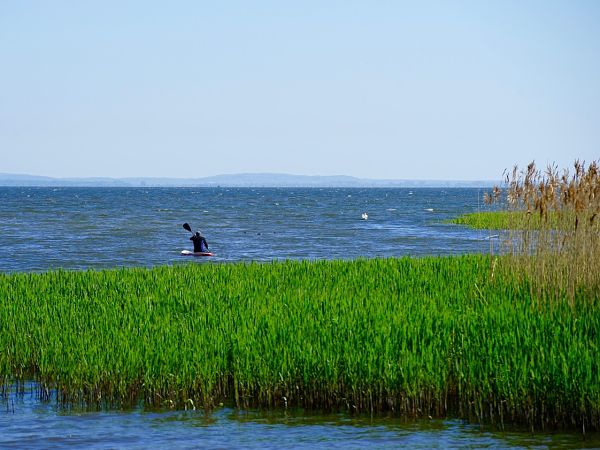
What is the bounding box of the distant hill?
[0,172,497,188]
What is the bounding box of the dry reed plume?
[485,160,600,302]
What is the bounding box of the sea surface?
[0,186,496,272]
[2,187,595,448]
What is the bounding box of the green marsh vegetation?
[1,256,599,430]
[451,210,563,230]
[0,160,599,431]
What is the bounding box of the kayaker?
[190,231,209,253]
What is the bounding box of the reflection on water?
[1,383,597,449]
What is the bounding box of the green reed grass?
[1,256,599,430]
[450,211,565,230]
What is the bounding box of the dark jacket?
[190,233,209,252]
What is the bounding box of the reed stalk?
[482,160,600,303]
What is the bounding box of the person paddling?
[190,230,209,253]
[183,222,210,253]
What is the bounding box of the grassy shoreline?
[448,210,570,230]
[1,256,599,430]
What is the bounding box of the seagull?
[361,212,368,220]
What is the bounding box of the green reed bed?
[449,210,565,230]
[1,256,599,430]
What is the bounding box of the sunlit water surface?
[0,186,497,272]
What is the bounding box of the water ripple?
[0,187,496,273]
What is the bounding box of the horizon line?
[0,171,499,183]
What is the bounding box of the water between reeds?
[1,383,598,449]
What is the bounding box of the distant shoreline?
[0,172,497,188]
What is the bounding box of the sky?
[1,1,599,181]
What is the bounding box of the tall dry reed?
[485,160,600,302]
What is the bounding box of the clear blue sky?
[1,1,599,180]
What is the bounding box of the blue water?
[0,186,494,272]
[1,384,597,449]
[4,186,592,448]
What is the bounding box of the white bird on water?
[361,212,368,220]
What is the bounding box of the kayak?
[181,250,214,257]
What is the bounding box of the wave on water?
[0,187,491,272]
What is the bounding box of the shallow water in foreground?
[1,384,598,449]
